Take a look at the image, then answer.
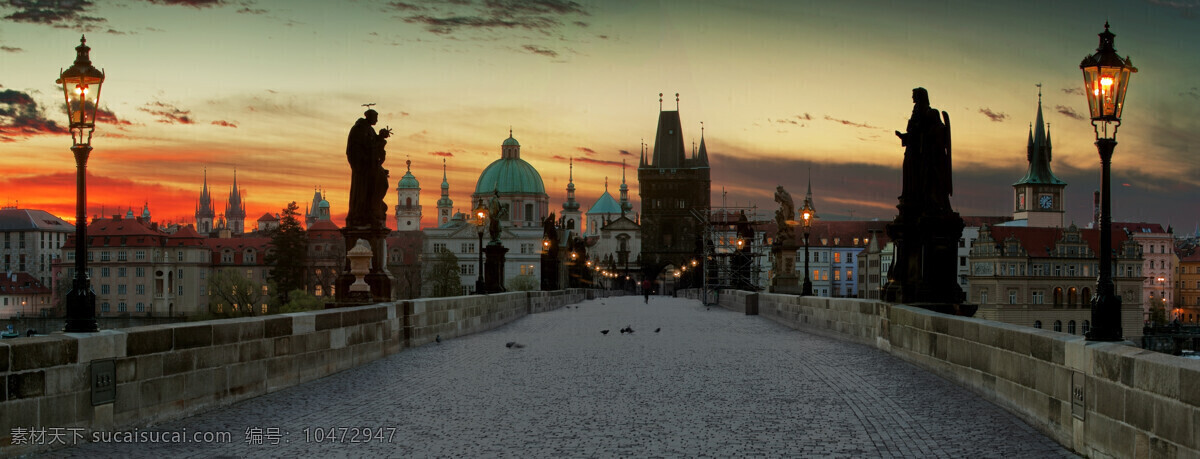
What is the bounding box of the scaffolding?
[692,206,771,305]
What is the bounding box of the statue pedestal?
[770,243,801,294]
[484,242,508,294]
[884,206,965,308]
[335,226,393,305]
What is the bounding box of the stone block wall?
[1,289,593,456]
[742,290,1199,458]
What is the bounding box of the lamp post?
[800,199,816,296]
[59,36,105,333]
[473,202,487,295]
[1081,22,1137,342]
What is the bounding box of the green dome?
[502,136,520,147]
[587,190,622,215]
[318,199,330,208]
[474,157,546,195]
[398,171,420,189]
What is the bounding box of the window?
[177,251,184,262]
[118,267,127,277]
[118,251,127,261]
[525,203,534,222]
[136,303,144,312]
[834,253,841,263]
[1034,320,1042,329]
[960,256,967,267]
[1053,287,1063,307]
[101,302,110,313]
[101,267,110,277]
[461,264,475,276]
[177,285,183,296]
[462,243,474,254]
[1053,320,1062,332]
[244,249,256,263]
[222,250,234,263]
[117,284,126,294]
[1031,290,1044,305]
[834,270,841,280]
[1082,320,1090,334]
[262,285,269,295]
[979,289,988,304]
[1008,290,1017,305]
[846,270,853,280]
[101,284,110,294]
[1067,320,1076,335]
[315,285,324,296]
[118,302,127,312]
[136,267,145,277]
[136,284,145,295]
[178,269,185,278]
[1067,287,1077,307]
[101,251,110,261]
[433,243,447,253]
[135,250,146,260]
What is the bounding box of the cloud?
[1061,87,1085,96]
[978,108,1009,122]
[1182,87,1200,100]
[0,89,67,142]
[1054,105,1085,121]
[597,34,608,39]
[1,46,22,53]
[522,44,558,57]
[551,155,621,167]
[618,150,633,156]
[576,146,595,155]
[399,0,588,38]
[96,106,132,126]
[139,101,194,124]
[387,1,425,11]
[237,7,266,14]
[429,151,454,157]
[141,0,225,8]
[774,118,798,125]
[823,115,879,129]
[211,120,237,128]
[1147,0,1198,19]
[2,0,106,28]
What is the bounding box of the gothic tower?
[561,158,582,232]
[619,159,632,215]
[195,168,215,233]
[1013,89,1066,228]
[436,159,454,228]
[637,93,711,277]
[225,170,246,234]
[395,160,422,231]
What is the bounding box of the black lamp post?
[473,202,487,295]
[60,36,105,333]
[1080,22,1136,342]
[800,199,816,296]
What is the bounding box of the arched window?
[1053,287,1063,308]
[525,203,534,222]
[1053,320,1062,332]
[1067,287,1077,308]
[1082,287,1091,307]
[1033,320,1042,329]
[567,219,575,230]
[1067,320,1076,334]
[406,197,412,207]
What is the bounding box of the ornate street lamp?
[59,36,105,333]
[473,202,487,294]
[800,198,816,296]
[1081,22,1136,342]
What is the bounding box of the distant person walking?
[642,279,651,304]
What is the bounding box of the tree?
[266,202,308,305]
[275,288,325,313]
[506,274,538,292]
[207,268,267,316]
[427,250,461,297]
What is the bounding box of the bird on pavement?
[506,341,516,348]
[507,342,525,349]
[436,334,442,344]
[601,330,610,335]
[655,328,661,333]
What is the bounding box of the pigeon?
[435,334,442,344]
[655,328,661,333]
[625,326,634,334]
[601,330,610,335]
[506,341,525,349]
[506,341,516,348]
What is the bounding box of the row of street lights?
[55,23,1136,340]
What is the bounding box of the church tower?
[436,159,453,228]
[225,170,246,234]
[1013,89,1066,228]
[562,159,582,232]
[395,160,422,231]
[195,168,215,233]
[637,93,711,277]
[619,159,632,214]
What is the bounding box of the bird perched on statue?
[601,330,609,335]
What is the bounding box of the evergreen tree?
[428,250,461,297]
[266,201,308,306]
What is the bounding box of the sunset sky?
[1,0,1197,231]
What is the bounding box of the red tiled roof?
[1114,222,1166,235]
[0,272,51,294]
[307,220,341,238]
[258,213,279,222]
[167,224,206,246]
[62,217,167,249]
[206,237,273,266]
[984,225,1131,257]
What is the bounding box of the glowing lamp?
[57,36,105,146]
[1080,22,1136,123]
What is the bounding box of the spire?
[441,158,449,191]
[650,99,686,168]
[563,158,580,212]
[697,121,709,166]
[1015,89,1065,186]
[619,159,631,213]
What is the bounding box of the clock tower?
[1013,89,1065,228]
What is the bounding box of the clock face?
[1039,195,1053,209]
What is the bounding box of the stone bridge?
[1,290,1197,457]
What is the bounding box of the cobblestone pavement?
[53,296,1075,458]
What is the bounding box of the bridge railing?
[689,288,1199,458]
[0,288,616,456]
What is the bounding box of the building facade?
[0,207,75,290]
[638,104,710,279]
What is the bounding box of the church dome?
[398,160,420,189]
[587,190,622,215]
[502,136,520,147]
[474,158,546,195]
[318,199,330,209]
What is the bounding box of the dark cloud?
[429,151,454,157]
[139,101,194,124]
[978,108,1009,122]
[597,34,608,39]
[773,118,798,125]
[104,28,126,35]
[1182,87,1200,100]
[237,7,266,14]
[573,21,587,27]
[823,115,879,130]
[1061,87,1085,96]
[387,1,425,11]
[95,106,132,126]
[618,150,633,156]
[798,113,812,121]
[0,88,68,142]
[400,0,588,39]
[142,0,224,8]
[3,0,106,28]
[522,44,558,57]
[211,120,237,128]
[1,46,23,52]
[551,155,620,167]
[576,147,595,155]
[1054,105,1085,121]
